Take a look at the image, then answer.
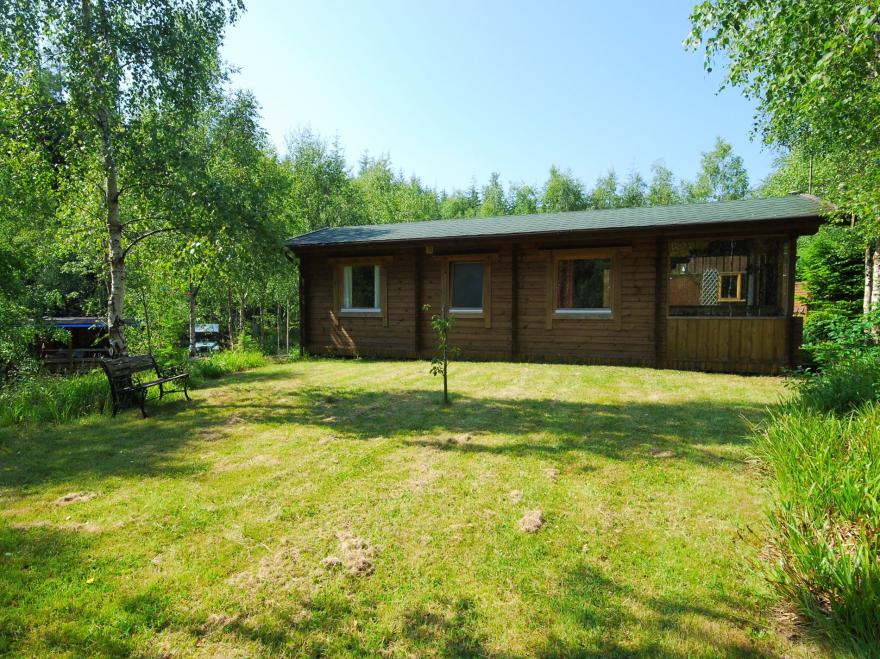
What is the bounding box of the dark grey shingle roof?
[286,195,824,249]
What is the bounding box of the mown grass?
[0,360,827,656]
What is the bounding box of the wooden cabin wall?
[515,238,657,365]
[419,243,514,360]
[298,229,801,374]
[304,249,416,358]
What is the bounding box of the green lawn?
[0,360,825,657]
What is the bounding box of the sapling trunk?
[425,304,458,405]
[443,340,448,405]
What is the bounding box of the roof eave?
[285,213,824,252]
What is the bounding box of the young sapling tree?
[424,304,460,405]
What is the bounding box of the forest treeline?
[0,0,757,370]
[292,132,750,229]
[0,1,871,374]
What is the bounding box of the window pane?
[556,259,611,309]
[668,239,784,317]
[719,273,741,300]
[346,265,377,309]
[450,262,483,309]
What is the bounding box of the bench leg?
[184,380,191,401]
[139,391,148,418]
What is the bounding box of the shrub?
[802,308,880,367]
[793,309,880,413]
[0,370,110,427]
[790,356,880,414]
[756,403,880,653]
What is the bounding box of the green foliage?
[233,328,260,353]
[424,304,460,405]
[796,225,864,317]
[796,309,880,413]
[0,349,269,427]
[755,403,880,653]
[648,163,683,206]
[479,172,509,217]
[509,183,539,215]
[683,137,749,202]
[187,350,268,386]
[759,304,880,648]
[688,0,879,234]
[588,170,621,209]
[541,166,586,212]
[792,356,880,415]
[0,371,109,427]
[439,187,480,219]
[802,309,880,369]
[619,170,648,209]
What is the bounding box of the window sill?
[553,309,613,319]
[449,309,484,318]
[339,308,383,318]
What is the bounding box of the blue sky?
[222,0,779,193]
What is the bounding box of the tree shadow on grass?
[0,525,178,657]
[240,385,768,468]
[401,597,491,658]
[533,562,774,658]
[0,370,298,488]
[191,563,781,657]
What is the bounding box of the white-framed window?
[555,258,612,316]
[449,261,484,312]
[342,264,380,311]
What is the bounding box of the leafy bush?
[796,225,865,318]
[802,308,880,367]
[0,370,110,427]
[756,403,880,653]
[793,309,880,413]
[790,356,880,414]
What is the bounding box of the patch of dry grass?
[0,359,828,656]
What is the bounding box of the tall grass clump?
[756,403,880,652]
[758,311,880,651]
[0,349,269,427]
[0,371,109,427]
[187,349,268,386]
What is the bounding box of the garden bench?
[100,354,190,418]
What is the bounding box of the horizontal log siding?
[419,244,514,360]
[299,230,798,373]
[306,249,416,358]
[516,238,657,365]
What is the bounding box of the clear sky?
[221,0,778,193]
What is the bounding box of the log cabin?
[285,195,824,374]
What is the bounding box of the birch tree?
[0,0,242,354]
[688,0,880,309]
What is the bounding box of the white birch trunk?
[105,159,126,355]
[865,243,874,314]
[872,238,880,312]
[188,281,197,356]
[83,0,126,355]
